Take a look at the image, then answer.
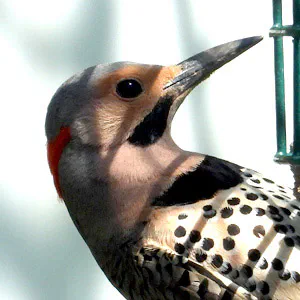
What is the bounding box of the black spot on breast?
[279,270,291,280]
[220,262,232,275]
[211,254,223,268]
[227,224,240,236]
[274,224,288,234]
[258,258,268,270]
[260,194,269,200]
[231,270,239,279]
[263,178,275,184]
[291,271,300,283]
[257,281,270,295]
[244,279,256,292]
[284,237,295,247]
[240,265,253,278]
[244,172,253,177]
[196,250,207,262]
[268,205,279,214]
[272,258,284,271]
[174,243,185,254]
[271,214,284,222]
[128,96,172,146]
[221,207,233,218]
[227,197,240,205]
[174,226,186,238]
[189,230,201,243]
[280,207,291,216]
[201,238,214,251]
[178,213,188,220]
[255,208,265,216]
[253,225,265,238]
[152,156,243,206]
[248,249,261,262]
[203,206,217,219]
[240,205,252,214]
[246,193,258,201]
[274,194,284,200]
[223,237,235,250]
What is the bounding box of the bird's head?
[45,36,262,200]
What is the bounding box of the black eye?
[116,79,143,99]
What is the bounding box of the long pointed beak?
[164,36,263,96]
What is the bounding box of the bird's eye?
[116,79,143,99]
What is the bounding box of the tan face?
[74,64,182,148]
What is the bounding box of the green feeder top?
[270,0,300,164]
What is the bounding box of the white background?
[1,1,295,299]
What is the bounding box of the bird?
[45,36,300,299]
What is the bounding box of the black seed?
[223,237,235,251]
[227,197,240,205]
[195,250,207,262]
[177,270,191,287]
[255,208,265,216]
[198,278,208,297]
[227,224,240,236]
[244,279,256,292]
[274,194,284,200]
[260,194,269,200]
[274,224,288,233]
[258,258,268,270]
[246,193,258,201]
[178,213,188,220]
[174,226,186,238]
[221,207,233,218]
[263,178,275,184]
[240,205,252,214]
[268,205,279,214]
[174,243,185,254]
[284,237,295,247]
[280,207,291,216]
[203,205,212,211]
[257,281,270,295]
[291,271,300,283]
[211,254,223,268]
[248,249,261,262]
[272,258,284,271]
[240,265,253,278]
[201,238,214,251]
[189,230,201,243]
[203,209,217,219]
[279,270,291,280]
[253,225,265,238]
[220,262,232,274]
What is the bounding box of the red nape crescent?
[47,127,71,199]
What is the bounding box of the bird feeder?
[270,0,300,198]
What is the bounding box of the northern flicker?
[45,36,300,299]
